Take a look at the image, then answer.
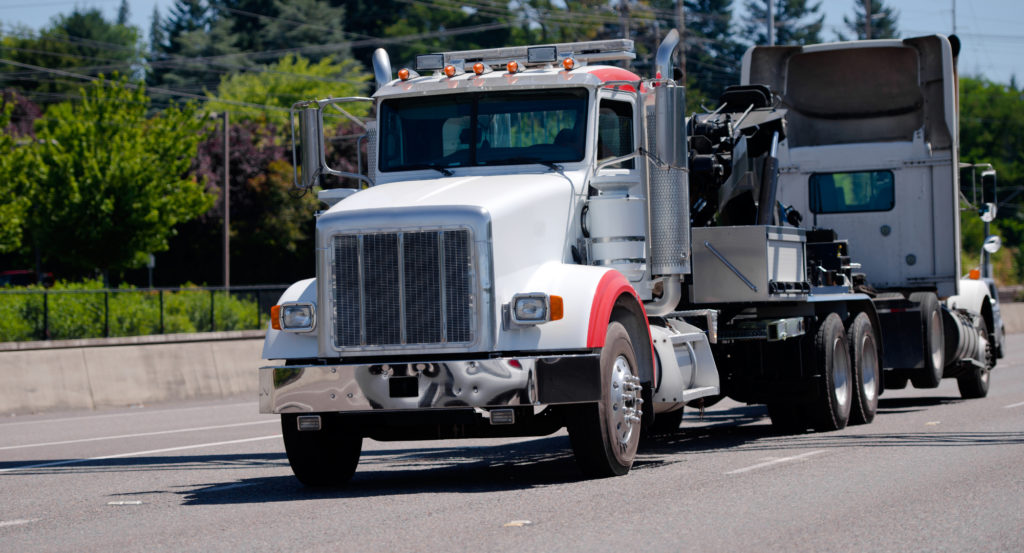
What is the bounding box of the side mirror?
[298,107,324,189]
[982,169,997,205]
[980,202,998,223]
[655,85,686,168]
[983,235,1002,254]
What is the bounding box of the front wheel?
[958,317,993,399]
[282,414,362,487]
[568,321,643,478]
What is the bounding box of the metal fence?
[0,285,289,342]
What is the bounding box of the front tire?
[958,317,993,399]
[282,414,362,487]
[848,313,880,425]
[568,321,643,478]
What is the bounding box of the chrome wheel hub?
[832,337,851,410]
[609,355,643,450]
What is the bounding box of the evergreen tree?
[838,0,898,41]
[684,0,744,102]
[117,0,131,26]
[742,0,824,46]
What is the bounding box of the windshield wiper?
[489,157,564,172]
[399,163,453,176]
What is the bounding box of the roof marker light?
[444,65,458,78]
[398,68,411,81]
[473,62,486,75]
[507,60,520,73]
[562,57,576,71]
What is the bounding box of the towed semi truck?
[260,31,1002,485]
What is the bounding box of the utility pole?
[767,0,775,46]
[865,0,872,39]
[223,111,230,291]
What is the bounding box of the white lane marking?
[199,482,255,494]
[0,519,38,528]
[1004,401,1024,409]
[0,434,281,474]
[0,420,277,451]
[0,402,258,427]
[725,450,827,475]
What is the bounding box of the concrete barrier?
[1000,302,1024,335]
[0,331,265,416]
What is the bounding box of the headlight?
[271,302,316,332]
[509,293,563,325]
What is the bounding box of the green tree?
[24,76,214,282]
[838,0,899,41]
[959,76,1024,282]
[0,98,32,253]
[0,9,142,104]
[206,53,371,126]
[684,0,744,103]
[742,0,823,46]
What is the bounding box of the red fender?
[586,270,657,382]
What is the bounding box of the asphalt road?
[2,337,1023,552]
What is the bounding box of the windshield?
[378,88,588,172]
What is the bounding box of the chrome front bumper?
[259,354,601,414]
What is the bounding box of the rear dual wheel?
[848,313,880,425]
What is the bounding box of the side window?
[810,170,895,213]
[597,99,634,169]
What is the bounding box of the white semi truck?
[260,31,1002,485]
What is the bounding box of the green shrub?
[0,280,266,342]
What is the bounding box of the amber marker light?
[550,295,564,321]
[270,305,282,330]
[398,68,411,80]
[507,60,519,73]
[562,57,575,70]
[444,65,457,78]
[473,62,485,75]
[969,268,981,280]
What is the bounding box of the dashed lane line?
[0,435,282,474]
[725,450,827,475]
[0,420,277,451]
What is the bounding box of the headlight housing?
[271,302,316,332]
[509,293,563,325]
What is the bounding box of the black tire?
[909,292,945,389]
[767,402,807,433]
[646,408,684,436]
[958,317,993,399]
[809,313,852,432]
[847,313,880,425]
[282,413,362,487]
[568,321,643,478]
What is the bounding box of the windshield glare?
[379,89,588,172]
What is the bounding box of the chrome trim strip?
[258,354,601,414]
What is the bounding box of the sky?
[0,0,1020,84]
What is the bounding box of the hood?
[331,172,577,221]
[319,172,581,279]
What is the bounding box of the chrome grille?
[333,229,474,348]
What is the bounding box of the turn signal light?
[270,305,282,330]
[444,65,457,78]
[398,68,411,80]
[562,57,575,70]
[550,295,564,321]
